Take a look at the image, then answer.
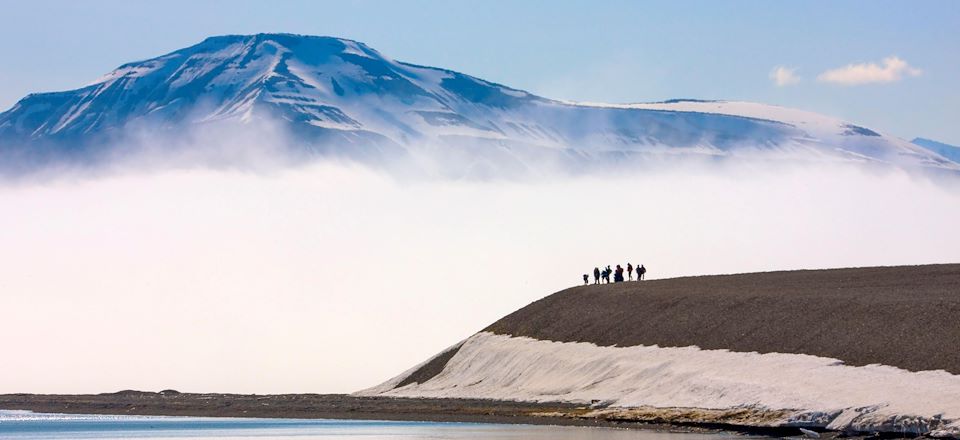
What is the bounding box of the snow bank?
[361,332,960,437]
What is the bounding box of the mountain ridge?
[1,33,957,174]
[913,137,960,163]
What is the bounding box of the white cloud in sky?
[817,56,922,85]
[770,66,801,87]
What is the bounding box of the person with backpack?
[627,263,634,281]
[614,264,624,282]
[593,267,601,284]
[638,264,647,280]
[583,273,589,285]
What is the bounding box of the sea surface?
[0,410,761,440]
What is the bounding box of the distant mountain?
[913,137,960,164]
[0,33,956,174]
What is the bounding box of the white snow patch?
[85,58,172,86]
[499,88,530,98]
[341,41,374,58]
[306,120,360,131]
[285,61,332,94]
[361,332,960,436]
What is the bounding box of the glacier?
[0,33,957,175]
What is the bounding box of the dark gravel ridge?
[483,264,960,373]
[0,392,578,423]
[0,392,734,433]
[396,343,464,388]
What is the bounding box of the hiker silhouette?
[584,262,648,285]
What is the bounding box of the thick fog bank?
[1,160,958,394]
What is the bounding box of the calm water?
[0,410,761,440]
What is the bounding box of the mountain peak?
[201,32,362,44]
[194,33,378,56]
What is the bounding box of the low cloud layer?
[818,56,922,85]
[1,160,958,394]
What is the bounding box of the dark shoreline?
[0,391,822,437]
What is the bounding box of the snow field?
[363,332,960,437]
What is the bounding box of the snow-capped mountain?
[0,33,955,173]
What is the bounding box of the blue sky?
[1,0,957,144]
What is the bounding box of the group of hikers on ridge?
[584,263,646,284]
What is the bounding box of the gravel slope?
[483,264,960,373]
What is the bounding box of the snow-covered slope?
[363,332,960,437]
[0,33,956,173]
[582,100,956,169]
[913,137,960,164]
